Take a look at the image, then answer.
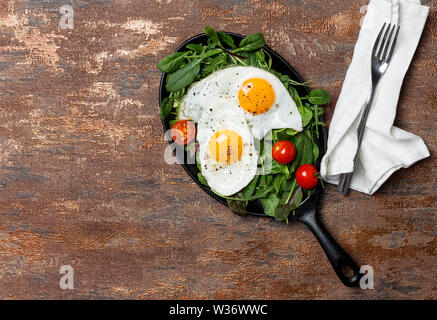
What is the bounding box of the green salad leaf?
[218,31,236,49]
[160,96,174,120]
[236,33,265,52]
[166,59,201,92]
[307,89,330,105]
[227,193,247,216]
[157,52,186,73]
[204,26,220,46]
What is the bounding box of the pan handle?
[297,208,361,287]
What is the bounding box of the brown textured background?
[0,0,436,299]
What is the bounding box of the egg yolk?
[208,129,243,164]
[238,78,275,115]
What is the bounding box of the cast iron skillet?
[159,32,361,287]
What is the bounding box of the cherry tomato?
[171,120,196,146]
[272,140,296,164]
[296,164,319,189]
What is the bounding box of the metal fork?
[338,23,400,195]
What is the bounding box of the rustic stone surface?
[0,0,435,299]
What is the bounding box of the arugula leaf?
[160,96,174,120]
[286,129,299,136]
[157,52,186,73]
[308,89,330,105]
[218,32,236,49]
[237,33,265,52]
[166,59,201,92]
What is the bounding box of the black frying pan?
[159,32,361,287]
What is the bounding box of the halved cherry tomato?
[296,164,318,189]
[171,120,196,146]
[272,140,296,164]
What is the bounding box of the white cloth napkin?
[320,0,430,195]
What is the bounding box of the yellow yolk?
[208,129,243,164]
[238,78,275,115]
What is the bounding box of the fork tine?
[381,24,396,61]
[372,23,386,56]
[377,23,391,60]
[386,25,400,63]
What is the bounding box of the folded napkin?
[320,0,430,195]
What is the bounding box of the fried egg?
[197,101,258,196]
[178,66,303,140]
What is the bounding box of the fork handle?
[338,85,376,195]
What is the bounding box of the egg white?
[179,66,303,140]
[197,100,258,196]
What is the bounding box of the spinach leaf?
[289,133,314,172]
[273,161,290,177]
[289,187,303,210]
[265,175,273,186]
[202,54,227,76]
[273,174,286,193]
[300,135,314,165]
[274,186,303,221]
[196,150,202,171]
[300,106,313,127]
[308,89,330,105]
[281,178,295,193]
[288,86,304,109]
[201,48,223,59]
[157,52,186,73]
[260,192,280,217]
[313,143,319,161]
[260,150,290,177]
[160,96,174,120]
[217,184,275,201]
[169,119,178,127]
[204,26,219,45]
[218,32,236,49]
[242,175,259,198]
[186,43,203,54]
[237,33,265,52]
[241,51,258,67]
[198,172,208,186]
[227,193,247,216]
[166,59,201,92]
